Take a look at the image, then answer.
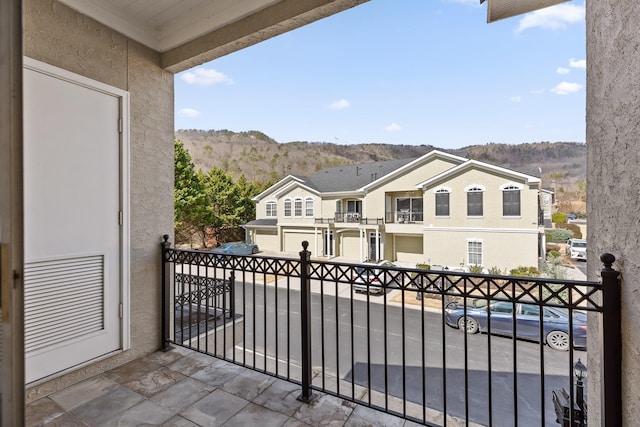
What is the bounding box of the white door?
[23,59,127,383]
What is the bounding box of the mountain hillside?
[176,129,586,213]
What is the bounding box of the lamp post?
[574,358,587,426]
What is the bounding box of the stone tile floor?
[25,346,421,426]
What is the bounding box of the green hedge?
[552,212,567,224]
[556,223,583,239]
[545,228,574,243]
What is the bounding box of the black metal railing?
[161,236,621,427]
[385,210,424,223]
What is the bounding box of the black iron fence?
[161,236,621,427]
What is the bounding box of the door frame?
[23,57,131,366]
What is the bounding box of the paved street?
[225,279,586,427]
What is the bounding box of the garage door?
[283,231,318,256]
[254,230,278,252]
[395,235,424,263]
[339,231,361,260]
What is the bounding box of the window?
[435,189,450,216]
[265,201,277,217]
[294,198,303,217]
[346,200,362,214]
[466,186,484,216]
[305,197,314,217]
[468,240,482,265]
[521,304,539,316]
[396,197,423,222]
[490,301,512,313]
[502,185,521,216]
[284,199,292,217]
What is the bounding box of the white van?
[566,238,587,261]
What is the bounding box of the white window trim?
[284,198,292,217]
[501,183,522,217]
[305,196,314,217]
[500,182,524,191]
[434,188,450,217]
[467,239,483,266]
[433,186,452,194]
[265,200,277,217]
[294,197,303,218]
[465,185,484,218]
[464,184,486,192]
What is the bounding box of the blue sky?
[174,0,585,149]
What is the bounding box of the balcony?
[386,210,424,224]
[314,214,384,226]
[26,241,621,427]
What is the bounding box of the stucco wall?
[24,0,174,398]
[586,1,640,424]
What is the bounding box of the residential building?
[1,0,638,426]
[245,150,542,271]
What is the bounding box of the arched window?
[434,188,450,216]
[305,197,314,217]
[501,183,522,216]
[294,197,303,217]
[266,200,277,217]
[284,198,292,217]
[465,185,484,217]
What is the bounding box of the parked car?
[566,213,578,220]
[212,241,259,256]
[352,260,400,295]
[444,300,587,351]
[566,238,587,261]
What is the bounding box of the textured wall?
[24,0,174,399]
[586,0,640,424]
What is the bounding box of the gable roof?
[415,159,541,189]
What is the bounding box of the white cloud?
[531,89,546,95]
[329,99,350,110]
[516,3,585,32]
[551,81,582,95]
[177,108,201,118]
[556,67,570,75]
[569,58,587,69]
[510,96,522,103]
[180,68,233,86]
[385,122,402,132]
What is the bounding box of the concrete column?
[0,0,25,424]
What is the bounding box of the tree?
[174,139,210,247]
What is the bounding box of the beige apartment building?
[245,150,542,271]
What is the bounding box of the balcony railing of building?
[161,237,621,427]
[385,210,424,224]
[314,214,384,225]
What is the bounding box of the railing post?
[161,235,172,352]
[599,252,621,427]
[297,240,314,403]
[229,271,235,318]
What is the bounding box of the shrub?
[468,264,484,274]
[545,228,574,243]
[542,256,567,280]
[552,212,567,224]
[487,266,503,275]
[547,250,560,258]
[509,266,540,277]
[416,263,430,270]
[556,223,583,239]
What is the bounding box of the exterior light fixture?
[574,358,587,427]
[574,358,587,380]
[480,0,571,23]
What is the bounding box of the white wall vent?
[24,255,105,354]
